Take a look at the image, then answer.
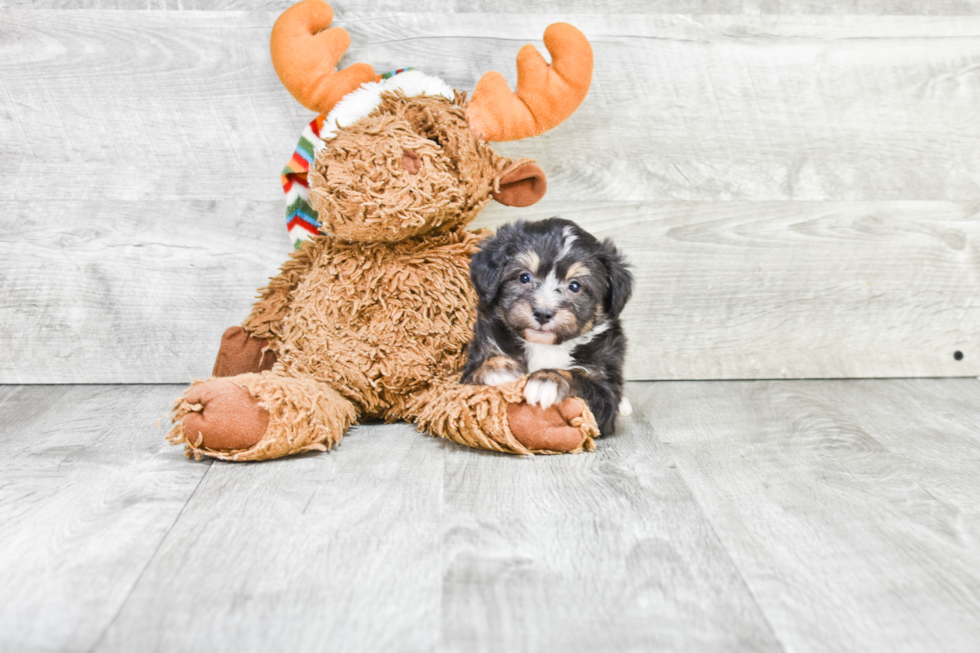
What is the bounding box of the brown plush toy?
[167,0,599,461]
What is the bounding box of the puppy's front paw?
[523,370,572,409]
[471,356,524,386]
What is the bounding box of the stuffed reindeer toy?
[168,0,599,461]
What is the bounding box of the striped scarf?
[281,68,416,249]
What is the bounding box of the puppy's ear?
[470,232,506,306]
[597,239,633,318]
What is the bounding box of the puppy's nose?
[532,308,555,324]
[401,148,422,175]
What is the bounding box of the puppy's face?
[499,249,600,345]
[471,219,632,346]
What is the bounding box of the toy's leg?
[167,373,357,462]
[405,380,600,455]
[212,326,277,377]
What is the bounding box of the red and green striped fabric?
[281,68,416,249]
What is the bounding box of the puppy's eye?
[519,273,532,284]
[568,280,582,293]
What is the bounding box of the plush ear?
[492,162,547,207]
[597,239,633,318]
[470,232,507,307]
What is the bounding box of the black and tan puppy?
[462,218,633,436]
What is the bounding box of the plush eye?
[519,273,533,284]
[568,280,582,293]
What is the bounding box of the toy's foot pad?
[181,379,269,451]
[507,397,594,453]
[213,326,277,377]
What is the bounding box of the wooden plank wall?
[1,1,978,382]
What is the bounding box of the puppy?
[462,218,633,436]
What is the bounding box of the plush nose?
[401,148,421,174]
[532,308,555,324]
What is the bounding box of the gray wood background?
[2,1,979,382]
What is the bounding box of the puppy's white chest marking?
[522,323,609,373]
[523,342,576,373]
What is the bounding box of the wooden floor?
[2,379,979,653]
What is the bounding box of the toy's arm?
[399,378,599,455]
[241,237,322,342]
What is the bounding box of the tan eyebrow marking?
[566,262,591,279]
[516,250,540,273]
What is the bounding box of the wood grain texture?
[90,386,782,653]
[5,1,980,14]
[3,7,980,382]
[3,199,976,382]
[6,380,980,651]
[0,200,290,384]
[654,378,980,653]
[93,420,445,653]
[440,390,782,653]
[3,12,980,202]
[0,384,209,653]
[772,379,980,549]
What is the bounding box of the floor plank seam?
[665,447,787,653]
[84,457,215,653]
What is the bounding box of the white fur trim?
[523,323,610,373]
[320,71,455,143]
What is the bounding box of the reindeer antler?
[465,23,593,142]
[270,0,376,115]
